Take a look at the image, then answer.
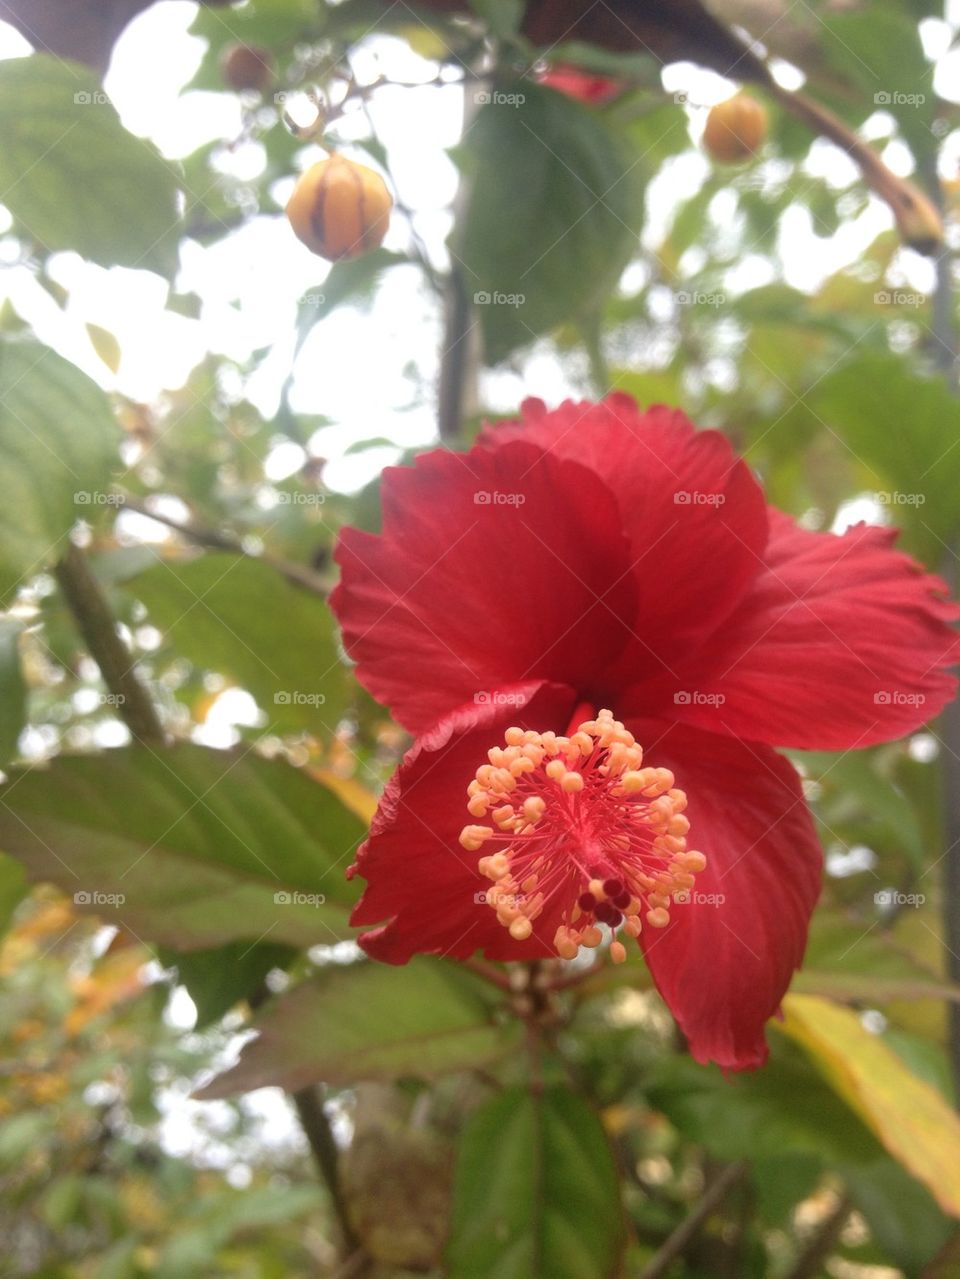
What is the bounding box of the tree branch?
[639,1161,748,1279]
[54,540,165,744]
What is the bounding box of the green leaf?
[0,56,179,275]
[293,249,410,356]
[159,940,296,1027]
[128,554,347,734]
[0,851,28,938]
[844,1159,953,1273]
[447,1085,624,1279]
[803,352,960,561]
[197,959,513,1096]
[458,82,646,361]
[0,617,26,761]
[0,338,121,605]
[0,744,365,950]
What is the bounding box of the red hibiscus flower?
[538,65,625,105]
[330,394,959,1070]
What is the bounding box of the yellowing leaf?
[85,323,121,373]
[308,767,378,825]
[780,994,960,1217]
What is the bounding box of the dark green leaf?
[198,958,513,1096]
[447,1084,624,1279]
[0,744,365,949]
[160,940,296,1027]
[0,617,26,761]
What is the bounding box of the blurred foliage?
[0,0,959,1275]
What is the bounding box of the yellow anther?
[510,756,536,777]
[522,796,546,822]
[561,771,584,793]
[467,795,490,817]
[478,852,510,880]
[668,815,690,837]
[646,907,670,929]
[504,726,525,746]
[545,758,566,780]
[679,850,707,873]
[588,879,606,899]
[582,925,603,947]
[509,916,533,941]
[610,941,627,964]
[460,824,494,851]
[624,915,642,938]
[492,804,516,827]
[569,731,594,755]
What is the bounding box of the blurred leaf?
[85,322,121,372]
[781,994,960,1216]
[0,338,120,605]
[0,852,28,936]
[128,554,347,734]
[0,56,179,275]
[458,82,646,361]
[844,1158,953,1272]
[0,744,365,950]
[198,958,512,1096]
[806,352,959,562]
[0,616,25,761]
[159,939,296,1027]
[447,1085,624,1279]
[293,249,410,355]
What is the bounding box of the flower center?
[459,709,706,964]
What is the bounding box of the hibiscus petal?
[332,441,638,734]
[628,719,822,1071]
[659,513,960,749]
[479,395,769,662]
[349,681,578,963]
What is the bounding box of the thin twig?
[54,541,165,743]
[292,1086,364,1262]
[120,498,331,596]
[639,1161,748,1279]
[784,1191,854,1279]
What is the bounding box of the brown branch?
[54,540,165,744]
[639,1161,749,1279]
[120,498,331,597]
[291,1087,366,1265]
[784,1191,854,1279]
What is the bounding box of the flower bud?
[220,43,274,95]
[702,94,768,164]
[285,155,393,261]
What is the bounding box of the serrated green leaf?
[198,959,513,1096]
[0,56,179,275]
[447,1085,624,1279]
[0,744,365,950]
[0,338,120,605]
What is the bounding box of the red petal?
[629,720,822,1070]
[658,513,960,749]
[332,441,637,734]
[350,682,578,963]
[480,395,769,662]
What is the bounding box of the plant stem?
[292,1087,364,1261]
[54,540,164,744]
[639,1161,748,1279]
[784,1191,853,1279]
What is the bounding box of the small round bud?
[702,94,768,164]
[220,43,274,95]
[285,154,393,261]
